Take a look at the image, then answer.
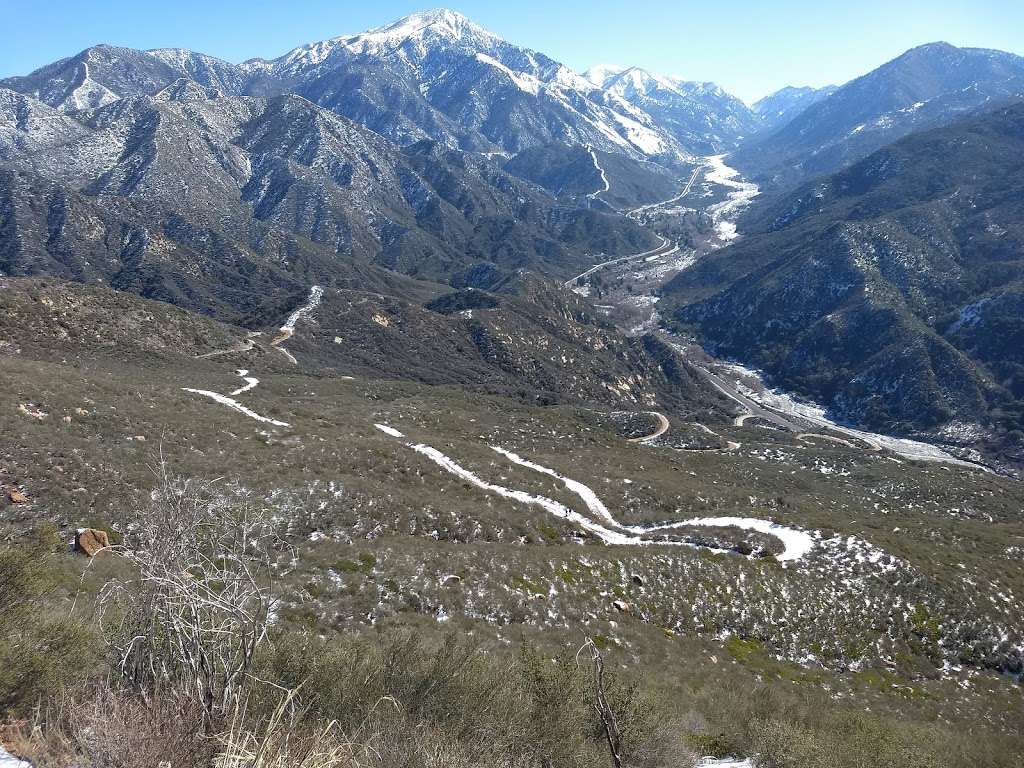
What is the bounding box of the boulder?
[7,489,29,504]
[74,528,110,556]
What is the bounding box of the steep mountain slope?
[280,275,723,414]
[0,86,655,318]
[0,11,750,215]
[0,44,273,110]
[501,143,682,210]
[733,43,1024,188]
[752,84,838,132]
[663,102,1024,459]
[1,10,771,174]
[246,10,688,164]
[592,66,761,153]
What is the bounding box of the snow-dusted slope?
[753,84,838,131]
[0,10,753,169]
[248,9,691,163]
[589,66,761,154]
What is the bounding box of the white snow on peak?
[66,59,119,111]
[548,64,602,94]
[146,48,228,68]
[365,8,487,42]
[584,64,627,88]
[605,67,683,99]
[474,53,541,95]
[279,8,496,69]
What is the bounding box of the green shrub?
[0,526,98,715]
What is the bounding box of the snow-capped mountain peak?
[271,8,498,74]
[584,64,627,88]
[588,66,761,154]
[604,67,684,100]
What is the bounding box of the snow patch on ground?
[717,361,982,468]
[0,747,31,768]
[374,424,406,438]
[181,389,289,427]
[229,369,259,396]
[608,110,667,155]
[587,145,610,198]
[704,154,760,241]
[281,285,324,332]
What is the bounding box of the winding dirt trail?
[629,411,670,443]
[229,369,259,396]
[181,387,289,427]
[197,332,261,359]
[182,369,286,427]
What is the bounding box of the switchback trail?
[628,411,670,443]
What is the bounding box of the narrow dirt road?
[627,163,704,219]
[565,235,675,288]
[629,411,670,443]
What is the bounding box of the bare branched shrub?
[97,466,289,722]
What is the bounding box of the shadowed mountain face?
[734,43,1024,189]
[0,85,657,320]
[662,102,1024,458]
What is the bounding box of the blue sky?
[2,0,1021,102]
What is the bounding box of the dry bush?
[215,690,356,768]
[68,687,216,768]
[96,466,290,723]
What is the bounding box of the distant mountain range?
[733,42,1024,188]
[752,84,838,132]
[0,83,663,321]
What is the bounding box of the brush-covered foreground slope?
[663,102,1024,461]
[1,277,1022,737]
[734,43,1024,189]
[0,86,655,321]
